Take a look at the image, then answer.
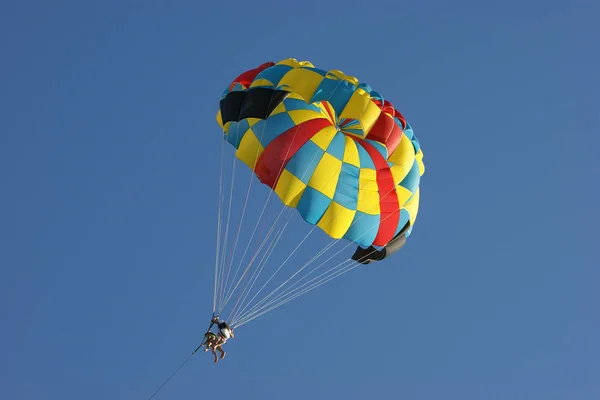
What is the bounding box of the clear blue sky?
[1,0,599,399]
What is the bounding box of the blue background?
[1,1,598,399]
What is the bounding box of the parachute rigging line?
[231,182,409,327]
[224,137,332,320]
[228,211,292,322]
[215,91,292,314]
[218,92,284,307]
[213,135,226,312]
[218,119,293,312]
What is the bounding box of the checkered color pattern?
[216,59,425,248]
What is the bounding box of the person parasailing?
[197,315,234,363]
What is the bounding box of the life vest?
[218,322,233,339]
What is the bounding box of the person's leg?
[217,345,226,359]
[211,346,218,363]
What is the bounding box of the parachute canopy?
[216,59,424,254]
[211,59,425,329]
